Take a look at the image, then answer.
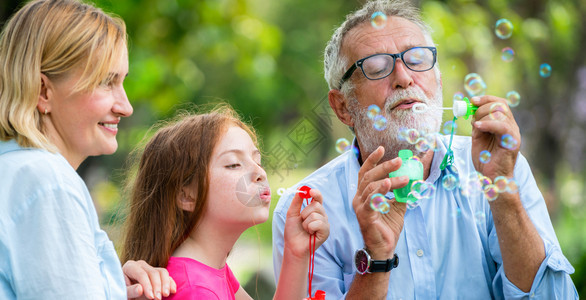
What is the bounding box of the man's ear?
[177,186,197,212]
[328,89,354,127]
[37,73,52,114]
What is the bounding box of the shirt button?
[416,249,424,257]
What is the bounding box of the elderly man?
[272,0,577,299]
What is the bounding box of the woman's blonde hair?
[0,0,127,150]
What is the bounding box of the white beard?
[349,85,443,162]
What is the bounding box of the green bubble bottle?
[388,149,424,203]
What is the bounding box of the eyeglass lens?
[362,47,434,80]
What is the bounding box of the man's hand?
[123,260,177,300]
[470,95,545,292]
[470,95,521,180]
[353,146,409,259]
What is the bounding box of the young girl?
[121,104,329,299]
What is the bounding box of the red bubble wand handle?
[298,186,326,300]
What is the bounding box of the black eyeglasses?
[338,46,437,88]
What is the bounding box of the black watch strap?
[368,253,399,272]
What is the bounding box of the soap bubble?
[367,104,381,119]
[474,211,486,225]
[420,184,436,199]
[335,138,350,153]
[371,12,387,29]
[460,178,482,197]
[442,120,457,135]
[379,202,391,214]
[495,19,513,39]
[406,129,420,144]
[479,150,492,164]
[500,134,518,150]
[539,63,552,78]
[494,176,508,192]
[501,47,515,62]
[406,200,419,210]
[446,165,459,176]
[425,132,439,152]
[442,173,459,191]
[277,188,286,196]
[411,181,435,200]
[478,175,492,187]
[373,115,388,131]
[464,73,487,97]
[463,175,483,195]
[410,180,426,198]
[398,127,409,142]
[507,178,519,193]
[415,138,430,152]
[453,92,464,101]
[489,102,508,120]
[506,91,521,107]
[370,193,387,211]
[410,155,421,163]
[484,184,499,201]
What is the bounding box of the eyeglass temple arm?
[339,64,358,88]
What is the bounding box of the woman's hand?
[123,260,177,300]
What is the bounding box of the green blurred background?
[2,0,585,297]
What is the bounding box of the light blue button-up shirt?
[0,140,126,299]
[272,135,577,299]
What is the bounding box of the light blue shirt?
[272,135,577,299]
[0,140,126,299]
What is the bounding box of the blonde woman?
[0,0,174,299]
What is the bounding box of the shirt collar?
[0,139,22,156]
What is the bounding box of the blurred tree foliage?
[2,0,585,295]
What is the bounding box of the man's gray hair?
[324,0,435,91]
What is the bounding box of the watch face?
[392,253,399,268]
[355,249,369,274]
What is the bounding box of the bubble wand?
[412,97,478,170]
[297,185,326,300]
[411,97,478,120]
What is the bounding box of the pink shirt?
[164,256,240,300]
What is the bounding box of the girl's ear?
[177,186,197,212]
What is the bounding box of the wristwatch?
[354,248,399,275]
